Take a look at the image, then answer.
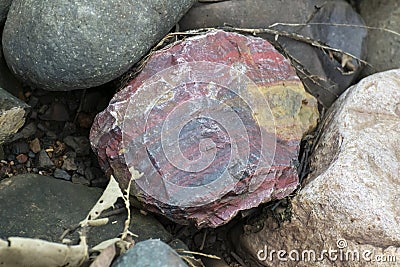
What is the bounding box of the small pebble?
[53,168,71,181]
[63,136,90,156]
[29,138,41,153]
[16,154,28,164]
[38,149,55,169]
[62,157,77,171]
[9,122,37,142]
[20,122,37,139]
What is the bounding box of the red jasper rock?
[90,30,319,227]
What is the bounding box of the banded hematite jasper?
[90,30,319,227]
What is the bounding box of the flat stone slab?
[90,30,319,227]
[0,174,172,246]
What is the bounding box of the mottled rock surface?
[360,0,400,77]
[0,87,29,144]
[111,239,188,267]
[238,69,400,266]
[179,0,367,107]
[0,174,173,246]
[90,30,319,227]
[2,0,196,91]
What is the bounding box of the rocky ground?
[1,0,399,267]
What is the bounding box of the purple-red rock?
[90,30,319,227]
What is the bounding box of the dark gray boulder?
[2,0,196,91]
[360,0,400,77]
[111,239,189,267]
[0,174,173,247]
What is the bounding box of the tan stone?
[0,88,29,144]
[239,70,400,266]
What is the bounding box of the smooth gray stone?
[2,0,196,91]
[112,239,188,267]
[360,0,400,77]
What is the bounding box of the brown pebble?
[29,138,41,153]
[16,154,28,164]
[77,112,94,128]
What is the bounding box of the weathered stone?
[37,149,55,169]
[0,0,12,23]
[0,174,174,247]
[90,30,319,227]
[179,0,367,107]
[53,168,71,181]
[238,69,400,266]
[10,122,37,142]
[15,153,28,164]
[360,0,400,77]
[0,87,29,144]
[63,136,90,156]
[2,0,196,91]
[111,239,188,267]
[29,138,41,154]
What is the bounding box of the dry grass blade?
[218,26,368,66]
[120,25,369,91]
[176,249,221,260]
[270,22,400,37]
